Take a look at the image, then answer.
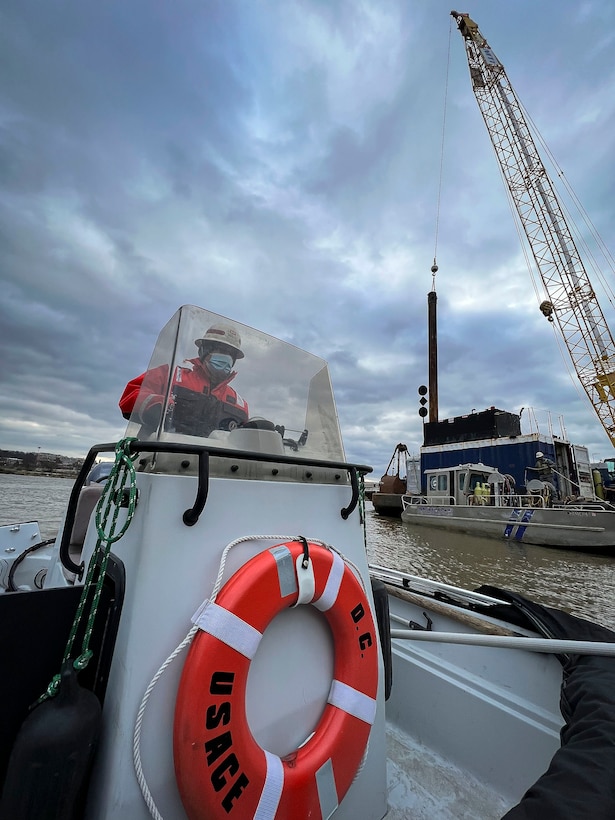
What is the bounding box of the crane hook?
[539,300,555,323]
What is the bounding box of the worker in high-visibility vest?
[473,482,490,505]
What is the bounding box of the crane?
[451,10,615,447]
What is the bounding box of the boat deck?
[385,722,511,819]
[376,577,565,819]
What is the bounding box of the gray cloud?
[1,0,615,478]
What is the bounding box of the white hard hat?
[535,452,544,459]
[195,323,244,359]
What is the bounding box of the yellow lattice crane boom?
[451,10,615,446]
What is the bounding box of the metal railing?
[402,492,546,510]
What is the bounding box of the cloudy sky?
[2,0,615,476]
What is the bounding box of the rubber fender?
[0,663,101,820]
[371,577,393,700]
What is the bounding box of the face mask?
[208,353,234,375]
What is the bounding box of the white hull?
[402,502,615,553]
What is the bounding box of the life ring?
[173,539,379,820]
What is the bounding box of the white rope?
[132,623,198,820]
[132,534,333,819]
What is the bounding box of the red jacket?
[119,358,249,427]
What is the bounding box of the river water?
[2,474,615,629]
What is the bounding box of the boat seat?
[63,484,105,579]
[69,484,104,548]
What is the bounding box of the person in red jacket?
[119,322,249,436]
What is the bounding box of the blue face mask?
[208,353,234,375]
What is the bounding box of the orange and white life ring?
[173,539,379,820]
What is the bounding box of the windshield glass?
[124,305,345,462]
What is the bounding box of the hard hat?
[195,323,244,359]
[535,452,544,459]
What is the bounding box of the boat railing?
[467,492,546,508]
[401,487,615,511]
[401,492,547,509]
[390,618,615,656]
[553,500,614,512]
[371,566,615,656]
[59,440,373,577]
[402,495,456,508]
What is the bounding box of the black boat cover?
[475,586,615,820]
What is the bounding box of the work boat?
[401,462,615,555]
[3,305,615,820]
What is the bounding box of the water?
[366,505,615,630]
[2,474,614,629]
[0,474,74,539]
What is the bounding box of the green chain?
[38,438,139,703]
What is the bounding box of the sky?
[2,0,615,477]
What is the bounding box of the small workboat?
[370,444,409,517]
[401,461,615,554]
[2,305,615,819]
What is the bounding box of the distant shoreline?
[0,468,79,479]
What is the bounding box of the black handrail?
[58,439,372,573]
[341,467,360,520]
[183,450,210,526]
[59,450,100,577]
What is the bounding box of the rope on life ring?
[173,539,379,820]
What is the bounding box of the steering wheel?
[239,417,277,431]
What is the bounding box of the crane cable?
[519,100,615,294]
[435,21,590,420]
[432,16,454,282]
[517,104,615,440]
[519,100,615,318]
[494,115,602,424]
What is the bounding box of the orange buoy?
[174,540,379,819]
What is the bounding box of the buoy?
[0,662,101,820]
[174,540,379,819]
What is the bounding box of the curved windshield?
[124,305,345,462]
